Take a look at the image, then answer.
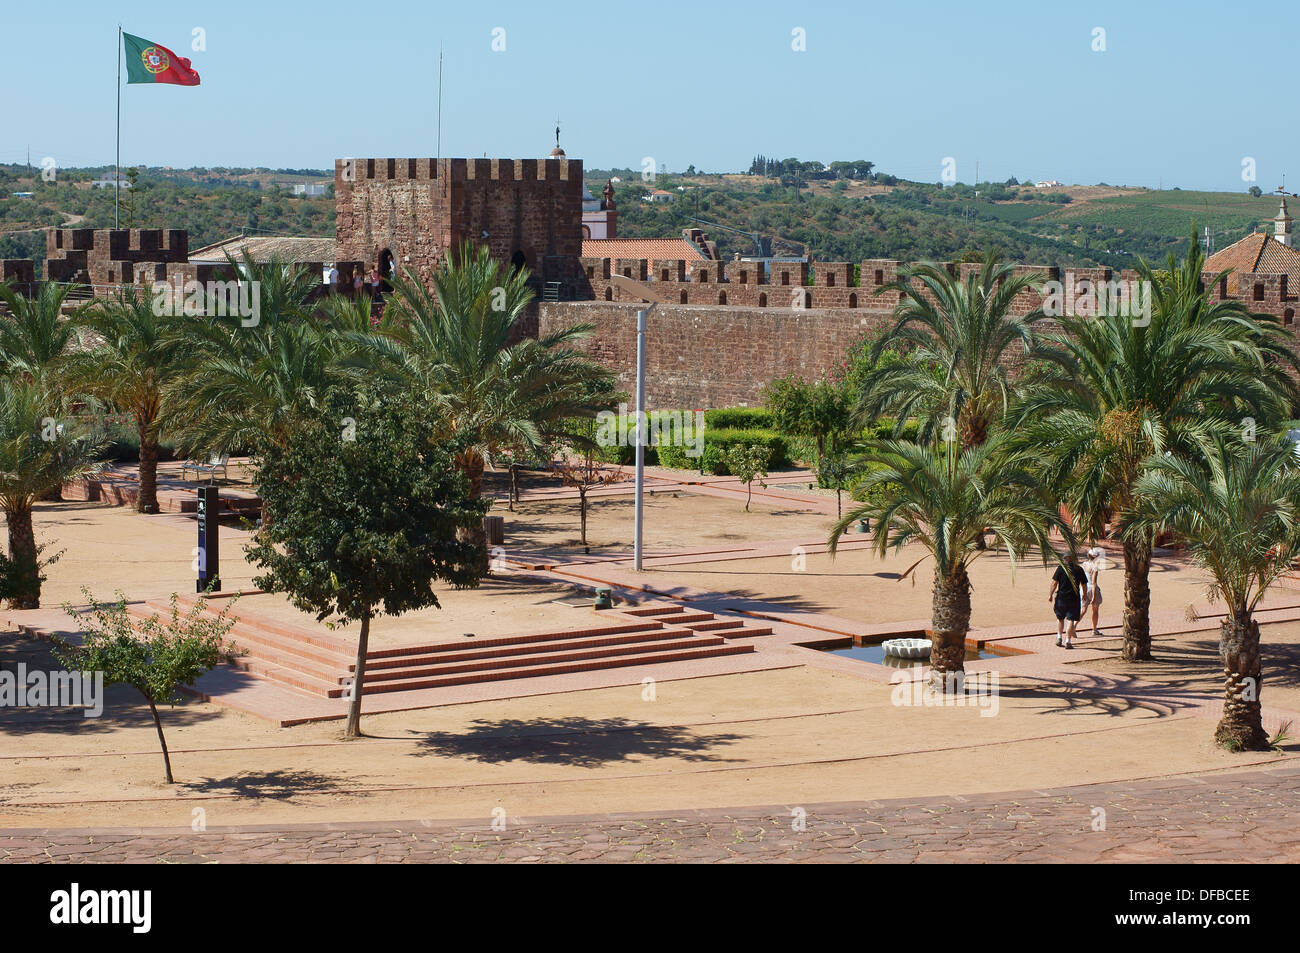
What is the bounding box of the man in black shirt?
[1049,551,1089,649]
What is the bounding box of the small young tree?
[554,443,624,547]
[818,449,850,517]
[247,388,486,739]
[723,443,769,512]
[54,590,237,783]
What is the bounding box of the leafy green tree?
[830,436,1070,691]
[1131,436,1300,750]
[62,288,187,513]
[0,380,105,608]
[54,590,236,782]
[723,443,769,511]
[247,388,487,738]
[858,253,1047,449]
[1015,238,1298,661]
[764,374,851,462]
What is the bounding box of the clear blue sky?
[1,0,1290,191]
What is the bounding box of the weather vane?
[555,119,561,149]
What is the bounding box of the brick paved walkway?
[5,764,1297,863]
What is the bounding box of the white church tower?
[1274,197,1293,247]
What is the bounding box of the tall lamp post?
[610,274,673,571]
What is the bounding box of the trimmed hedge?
[658,427,787,475]
[704,407,773,430]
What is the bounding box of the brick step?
[354,633,725,685]
[646,610,715,624]
[683,618,745,631]
[158,596,356,655]
[363,620,665,659]
[229,655,341,697]
[338,642,754,697]
[133,603,353,674]
[690,622,774,637]
[621,605,686,618]
[357,626,698,672]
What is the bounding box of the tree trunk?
[345,614,371,739]
[147,697,174,783]
[1216,612,1268,751]
[929,564,972,693]
[745,481,752,512]
[578,486,588,546]
[5,505,40,610]
[137,425,160,515]
[509,464,518,512]
[458,454,490,574]
[1122,531,1154,661]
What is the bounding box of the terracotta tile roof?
[190,235,336,264]
[1205,232,1300,291]
[582,238,707,261]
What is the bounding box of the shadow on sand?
[415,716,745,768]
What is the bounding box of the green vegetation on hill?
[584,164,1281,271]
[0,163,334,260]
[0,159,1283,275]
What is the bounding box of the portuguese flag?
[123,32,201,86]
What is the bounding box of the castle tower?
[1275,197,1293,247]
[333,157,584,283]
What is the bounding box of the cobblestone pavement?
[3,764,1297,863]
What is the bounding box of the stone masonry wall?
[334,157,584,284]
[543,257,1300,408]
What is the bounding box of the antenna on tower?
[436,44,444,160]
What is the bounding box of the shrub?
[704,407,773,430]
[659,427,787,474]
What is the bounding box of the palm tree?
[0,280,81,383]
[365,243,611,498]
[170,311,340,455]
[221,250,321,328]
[828,435,1070,691]
[169,254,338,456]
[0,379,105,608]
[1015,239,1298,661]
[860,253,1047,448]
[1131,435,1300,750]
[62,288,187,513]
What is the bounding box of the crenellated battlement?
[571,254,1298,325]
[334,157,577,186]
[43,228,189,287]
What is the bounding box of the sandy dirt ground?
[2,494,1296,829]
[500,490,834,556]
[1076,621,1300,717]
[3,628,1290,829]
[645,547,1218,629]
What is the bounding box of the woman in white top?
[1082,546,1105,637]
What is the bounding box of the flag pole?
[115,24,121,229]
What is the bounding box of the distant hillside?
[0,163,333,261]
[0,160,1280,275]
[584,168,1279,271]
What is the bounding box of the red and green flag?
[123,32,201,86]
